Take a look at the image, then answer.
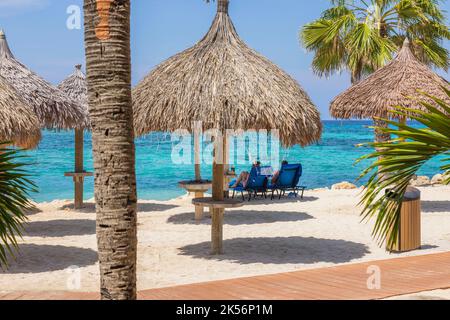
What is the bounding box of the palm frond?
[0,143,37,268]
[357,89,450,248]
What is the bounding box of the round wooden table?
[64,171,94,209]
[192,197,244,209]
[178,180,212,220]
[192,197,244,254]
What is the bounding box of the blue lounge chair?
[268,164,306,200]
[230,166,271,201]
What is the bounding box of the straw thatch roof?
[0,75,41,149]
[0,30,85,129]
[133,0,322,147]
[57,65,90,129]
[331,39,450,119]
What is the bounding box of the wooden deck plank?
[2,252,450,300]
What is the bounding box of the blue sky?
[0,0,448,119]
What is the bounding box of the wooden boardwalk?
[2,252,450,300]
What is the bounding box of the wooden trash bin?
[386,187,421,252]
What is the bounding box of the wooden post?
[193,122,204,220]
[399,116,407,142]
[223,133,230,197]
[74,128,84,209]
[194,122,202,181]
[211,130,224,255]
[194,191,204,221]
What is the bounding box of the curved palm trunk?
[83,0,137,300]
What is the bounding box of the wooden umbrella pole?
[193,122,204,220]
[223,133,230,197]
[194,122,201,181]
[211,130,224,255]
[74,128,84,209]
[217,0,229,13]
[399,116,407,142]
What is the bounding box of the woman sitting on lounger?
[230,161,261,188]
[271,160,289,184]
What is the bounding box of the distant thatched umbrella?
[0,75,41,149]
[58,65,92,209]
[0,30,85,129]
[133,0,322,254]
[331,39,449,122]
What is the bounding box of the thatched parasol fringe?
[0,75,41,149]
[330,39,450,119]
[0,30,86,130]
[133,1,322,147]
[57,65,90,129]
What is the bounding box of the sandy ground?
[386,289,450,300]
[0,185,449,298]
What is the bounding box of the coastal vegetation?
[358,90,450,247]
[0,144,36,268]
[300,0,449,84]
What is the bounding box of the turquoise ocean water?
[25,121,444,202]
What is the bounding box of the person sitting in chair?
[271,160,289,184]
[230,161,261,188]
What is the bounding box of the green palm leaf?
[300,0,449,82]
[0,143,37,268]
[357,89,450,248]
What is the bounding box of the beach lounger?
[229,166,271,201]
[268,164,306,200]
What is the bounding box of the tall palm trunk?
[351,63,391,146]
[83,0,138,300]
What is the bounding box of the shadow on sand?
[59,202,178,213]
[24,206,43,216]
[421,201,450,213]
[180,237,370,265]
[229,196,319,206]
[0,244,98,274]
[168,210,314,226]
[23,219,95,237]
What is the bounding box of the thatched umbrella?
[133,0,322,254]
[0,30,85,130]
[58,65,92,209]
[331,39,450,142]
[0,75,41,149]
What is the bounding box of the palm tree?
[83,0,138,300]
[0,144,36,268]
[300,0,449,84]
[358,89,450,248]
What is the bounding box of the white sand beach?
[0,185,449,296]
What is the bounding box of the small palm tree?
[358,89,450,248]
[0,143,36,268]
[300,0,449,84]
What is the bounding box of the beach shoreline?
[0,185,449,297]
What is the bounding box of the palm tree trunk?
[373,118,391,144]
[374,117,392,181]
[83,0,137,300]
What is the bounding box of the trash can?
[386,187,421,252]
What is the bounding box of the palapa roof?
[133,0,322,147]
[57,64,90,129]
[0,75,41,149]
[0,30,85,130]
[331,39,450,119]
